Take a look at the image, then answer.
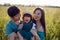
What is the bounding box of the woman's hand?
[34,35,40,40]
[30,29,40,40]
[30,29,37,36]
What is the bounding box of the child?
[18,13,40,40]
[6,6,23,40]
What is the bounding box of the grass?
[0,6,60,40]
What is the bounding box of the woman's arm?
[30,23,40,40]
[30,29,40,40]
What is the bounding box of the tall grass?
[0,6,60,40]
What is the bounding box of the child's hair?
[23,13,32,22]
[7,6,20,17]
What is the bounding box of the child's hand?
[18,23,23,30]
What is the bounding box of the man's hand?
[8,32,17,40]
[18,23,23,30]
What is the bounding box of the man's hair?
[7,6,20,17]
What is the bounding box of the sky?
[0,0,60,6]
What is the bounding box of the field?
[0,6,60,40]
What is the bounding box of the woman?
[33,8,46,40]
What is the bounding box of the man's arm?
[8,32,16,40]
[6,25,16,40]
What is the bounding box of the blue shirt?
[6,20,18,35]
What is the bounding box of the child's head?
[23,13,32,23]
[7,6,20,21]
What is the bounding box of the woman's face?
[33,10,41,21]
[23,16,30,23]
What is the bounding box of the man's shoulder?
[6,20,12,27]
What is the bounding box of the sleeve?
[6,24,13,36]
[19,29,27,38]
[32,23,36,29]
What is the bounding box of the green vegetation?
[0,6,60,40]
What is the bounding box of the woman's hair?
[33,8,46,36]
[22,13,32,22]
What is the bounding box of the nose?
[35,14,38,17]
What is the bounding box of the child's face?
[23,16,30,23]
[12,13,20,21]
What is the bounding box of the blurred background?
[0,5,60,40]
[0,0,60,40]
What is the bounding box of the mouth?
[34,17,39,20]
[35,17,38,19]
[24,20,29,23]
[25,20,28,21]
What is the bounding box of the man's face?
[12,13,20,21]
